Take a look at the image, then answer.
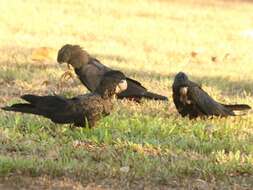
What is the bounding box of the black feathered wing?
[22,95,68,113]
[125,77,147,90]
[117,77,146,98]
[75,58,167,101]
[221,104,251,111]
[2,95,86,126]
[75,58,109,92]
[118,78,168,100]
[188,85,235,116]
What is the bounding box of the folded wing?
[188,86,235,116]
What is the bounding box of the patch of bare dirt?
[1,175,252,190]
[0,176,107,190]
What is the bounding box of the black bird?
[172,72,251,118]
[57,44,168,102]
[2,70,128,128]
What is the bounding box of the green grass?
[0,0,253,189]
[0,111,252,188]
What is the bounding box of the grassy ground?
[0,0,253,189]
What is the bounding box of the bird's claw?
[57,70,75,89]
[41,80,50,86]
[60,70,75,81]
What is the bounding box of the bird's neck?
[71,60,85,70]
[70,54,90,69]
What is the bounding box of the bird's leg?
[112,94,117,100]
[69,123,75,130]
[60,64,75,81]
[58,64,75,88]
[87,113,100,128]
[67,63,71,70]
[87,118,97,128]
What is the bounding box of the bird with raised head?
[172,72,251,119]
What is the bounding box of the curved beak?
[115,79,127,94]
[179,87,191,105]
[179,87,188,95]
[58,61,71,69]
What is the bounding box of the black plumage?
[57,44,168,102]
[172,72,251,118]
[2,70,127,128]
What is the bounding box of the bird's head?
[95,70,127,99]
[57,44,90,69]
[173,72,189,87]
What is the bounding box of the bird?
[172,72,251,119]
[2,70,128,128]
[57,44,168,102]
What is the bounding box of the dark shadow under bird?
[57,44,168,102]
[2,70,127,128]
[172,72,251,119]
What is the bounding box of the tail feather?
[223,104,251,111]
[118,91,168,101]
[2,103,41,115]
[141,91,168,101]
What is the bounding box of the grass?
[0,0,253,189]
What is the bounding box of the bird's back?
[71,94,113,116]
[75,58,110,92]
